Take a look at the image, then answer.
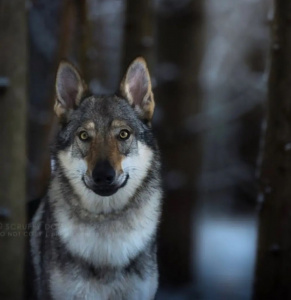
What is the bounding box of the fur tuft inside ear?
[55,61,87,119]
[120,57,154,122]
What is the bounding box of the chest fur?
[54,190,161,267]
[49,266,158,300]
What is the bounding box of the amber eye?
[79,131,89,141]
[119,129,130,140]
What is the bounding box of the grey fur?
[30,93,162,300]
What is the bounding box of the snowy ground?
[157,213,257,300]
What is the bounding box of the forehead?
[74,95,139,130]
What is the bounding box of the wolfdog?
[30,58,162,299]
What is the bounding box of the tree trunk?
[28,0,63,200]
[254,1,291,299]
[154,0,204,285]
[86,0,125,94]
[122,0,154,71]
[0,1,27,299]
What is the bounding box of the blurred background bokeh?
[0,0,281,299]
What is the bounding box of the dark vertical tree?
[86,0,125,94]
[28,0,63,199]
[0,1,27,299]
[122,0,154,71]
[154,0,204,285]
[254,1,291,299]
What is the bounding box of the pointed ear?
[120,57,155,122]
[54,61,87,119]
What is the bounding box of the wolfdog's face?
[53,58,157,209]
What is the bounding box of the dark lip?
[83,174,129,197]
[92,186,119,197]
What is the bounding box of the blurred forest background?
[3,0,291,299]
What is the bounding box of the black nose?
[92,160,115,185]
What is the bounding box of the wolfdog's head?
[52,58,158,212]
